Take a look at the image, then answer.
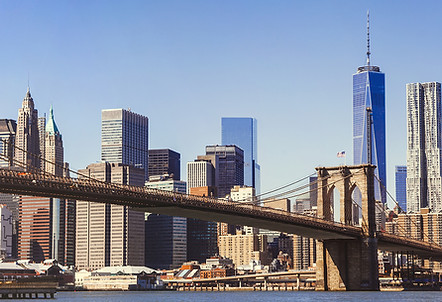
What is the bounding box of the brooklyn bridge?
[0,162,441,291]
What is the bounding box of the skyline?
[2,1,442,202]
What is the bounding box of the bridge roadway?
[0,169,441,258]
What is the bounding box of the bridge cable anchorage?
[374,175,440,248]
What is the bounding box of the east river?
[42,291,442,301]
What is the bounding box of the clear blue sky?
[1,1,441,203]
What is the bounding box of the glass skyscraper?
[352,18,386,203]
[101,109,149,181]
[221,118,260,193]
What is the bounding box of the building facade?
[205,145,244,198]
[352,24,386,203]
[145,179,187,269]
[186,160,216,193]
[18,106,74,265]
[395,166,407,212]
[406,82,442,213]
[0,205,13,259]
[76,163,145,270]
[14,88,40,171]
[148,149,180,180]
[218,233,269,267]
[101,109,149,181]
[221,118,260,193]
[0,119,16,168]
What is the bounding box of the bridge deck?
[0,169,441,258]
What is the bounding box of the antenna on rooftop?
[366,10,371,66]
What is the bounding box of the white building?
[230,186,257,235]
[406,82,442,213]
[0,205,12,258]
[186,160,215,192]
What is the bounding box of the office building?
[406,82,442,213]
[186,188,218,263]
[44,106,64,176]
[38,116,46,172]
[228,186,257,235]
[76,162,145,270]
[218,233,270,267]
[187,160,216,192]
[14,88,40,170]
[0,121,17,257]
[18,195,52,262]
[101,109,149,180]
[148,149,180,180]
[18,106,75,265]
[221,118,260,193]
[395,166,407,212]
[277,234,316,271]
[145,178,187,269]
[0,119,16,168]
[0,205,12,259]
[205,145,244,198]
[353,16,386,203]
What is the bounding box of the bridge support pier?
[315,165,379,291]
[316,238,378,290]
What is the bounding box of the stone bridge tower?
[315,164,379,291]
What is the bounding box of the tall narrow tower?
[406,82,442,213]
[14,88,40,170]
[44,106,64,176]
[353,12,386,203]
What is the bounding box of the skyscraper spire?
[366,10,371,66]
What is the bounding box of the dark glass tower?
[353,13,386,203]
[148,149,180,180]
[221,118,260,193]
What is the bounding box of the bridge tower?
[315,164,379,291]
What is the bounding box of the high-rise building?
[18,106,75,265]
[353,15,386,203]
[205,145,244,198]
[38,116,46,172]
[187,160,216,192]
[185,184,218,263]
[76,162,145,270]
[14,88,40,171]
[148,149,180,180]
[406,82,442,213]
[101,109,149,180]
[229,186,257,235]
[145,178,187,269]
[0,120,17,258]
[221,118,260,193]
[44,106,64,176]
[0,119,16,168]
[18,195,52,262]
[395,166,407,212]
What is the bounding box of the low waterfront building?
[82,266,162,290]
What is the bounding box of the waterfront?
[44,291,442,302]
